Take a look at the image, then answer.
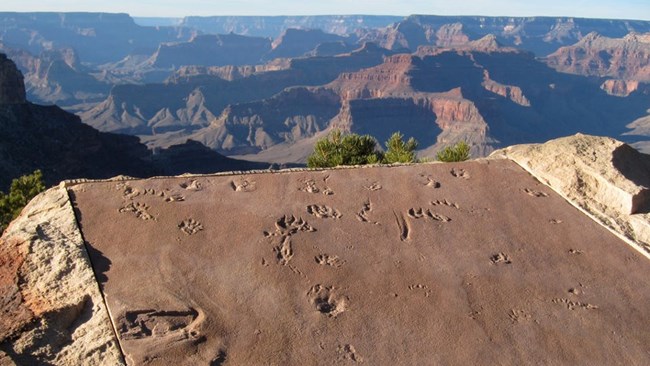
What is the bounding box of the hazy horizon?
[3,0,650,21]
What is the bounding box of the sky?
[2,0,650,21]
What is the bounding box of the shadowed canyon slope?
[1,135,649,365]
[80,43,393,136]
[149,34,273,69]
[0,53,269,189]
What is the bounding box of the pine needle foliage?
[383,132,418,164]
[0,170,46,233]
[436,141,471,162]
[307,129,382,168]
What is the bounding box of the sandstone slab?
[0,186,123,365]
[69,159,650,365]
[491,133,650,254]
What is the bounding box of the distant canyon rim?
[0,13,648,169]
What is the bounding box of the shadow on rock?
[84,243,112,291]
[612,144,650,214]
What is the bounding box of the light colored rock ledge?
[0,185,125,365]
[490,133,650,260]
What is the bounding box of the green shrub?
[383,132,418,164]
[436,141,471,162]
[307,129,383,168]
[0,170,46,233]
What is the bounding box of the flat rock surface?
[69,160,650,365]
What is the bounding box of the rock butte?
[1,134,650,365]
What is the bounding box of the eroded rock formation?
[545,32,650,82]
[600,79,641,97]
[0,53,270,189]
[150,34,272,68]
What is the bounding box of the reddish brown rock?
[0,238,31,342]
[600,79,640,97]
[434,23,470,47]
[482,70,531,106]
[67,157,650,365]
[545,32,650,82]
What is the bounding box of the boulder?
[491,133,650,253]
[0,185,123,365]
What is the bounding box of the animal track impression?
[407,208,451,222]
[419,174,441,188]
[408,283,431,297]
[523,188,548,197]
[490,252,512,265]
[393,211,410,242]
[364,182,382,191]
[231,178,257,192]
[179,180,203,191]
[264,215,317,266]
[451,168,470,179]
[307,285,348,317]
[307,204,342,219]
[120,185,141,200]
[179,219,204,235]
[430,199,460,209]
[264,215,316,238]
[356,199,379,225]
[119,184,184,203]
[274,236,293,265]
[298,178,333,195]
[315,254,345,267]
[552,298,598,311]
[509,309,532,323]
[117,308,200,341]
[119,202,154,221]
[338,344,363,363]
[164,193,185,202]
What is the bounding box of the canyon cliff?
[0,53,268,189]
[105,44,650,163]
[359,16,650,56]
[545,32,650,82]
[0,54,26,104]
